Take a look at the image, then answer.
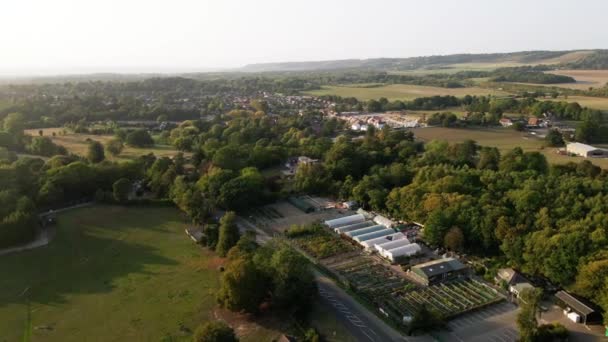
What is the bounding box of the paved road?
[315,271,414,342]
[0,202,93,257]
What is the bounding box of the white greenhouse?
[353,228,395,243]
[375,238,411,254]
[334,220,375,234]
[324,214,366,228]
[384,243,422,262]
[360,233,406,251]
[344,225,385,238]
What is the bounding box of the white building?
[345,225,385,238]
[384,243,422,262]
[566,142,607,158]
[360,233,406,251]
[334,220,375,234]
[375,238,411,258]
[324,214,366,228]
[353,228,395,243]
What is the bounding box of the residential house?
[499,118,514,127]
[495,268,534,299]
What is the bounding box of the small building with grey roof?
[410,257,468,286]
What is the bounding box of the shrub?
[193,321,238,342]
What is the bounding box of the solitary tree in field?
[105,138,124,157]
[87,141,105,163]
[125,129,154,147]
[193,320,238,342]
[216,212,240,257]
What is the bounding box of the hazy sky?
[1,0,607,75]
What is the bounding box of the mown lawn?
[411,126,608,169]
[0,206,221,342]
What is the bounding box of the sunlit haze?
[2,0,607,75]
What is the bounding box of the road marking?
[449,332,465,342]
[360,329,376,342]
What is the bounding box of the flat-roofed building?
[410,258,467,286]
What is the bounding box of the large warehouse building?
[566,142,607,158]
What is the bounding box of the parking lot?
[539,304,606,342]
[244,200,351,233]
[437,301,520,341]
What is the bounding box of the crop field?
[303,84,510,101]
[545,70,608,90]
[390,280,503,319]
[23,128,185,161]
[320,249,502,322]
[290,229,357,259]
[411,126,608,169]
[0,206,223,342]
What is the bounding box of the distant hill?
[239,50,608,72]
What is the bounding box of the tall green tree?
[216,258,268,313]
[87,141,105,163]
[105,138,124,157]
[517,287,543,342]
[216,212,240,257]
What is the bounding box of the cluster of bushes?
[285,223,322,238]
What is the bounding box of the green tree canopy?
[87,141,105,163]
[192,320,238,342]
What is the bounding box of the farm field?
[545,70,608,90]
[411,127,608,169]
[0,206,224,342]
[303,84,510,101]
[23,128,185,161]
[546,95,608,111]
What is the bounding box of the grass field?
[547,95,608,111]
[411,127,608,169]
[0,206,223,341]
[0,206,355,341]
[24,128,185,161]
[304,84,510,101]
